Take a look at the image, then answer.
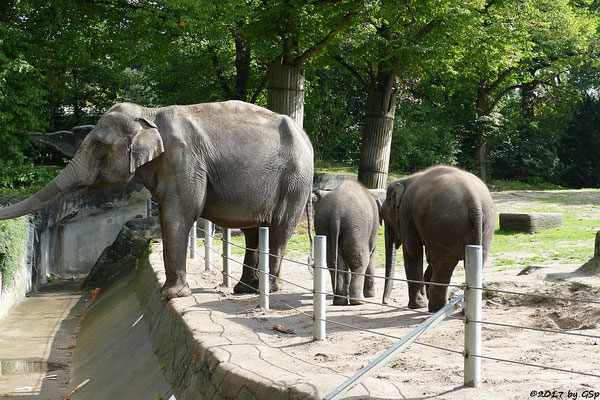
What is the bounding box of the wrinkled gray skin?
[0,101,314,300]
[315,180,380,305]
[381,165,495,312]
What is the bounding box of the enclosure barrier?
[145,202,600,392]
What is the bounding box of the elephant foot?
[407,297,428,309]
[363,288,376,298]
[233,279,259,294]
[161,280,191,300]
[428,300,447,313]
[349,297,365,305]
[333,295,349,306]
[270,278,282,292]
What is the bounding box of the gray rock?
[499,212,563,233]
[82,217,161,289]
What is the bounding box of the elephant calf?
[315,180,380,305]
[381,165,495,312]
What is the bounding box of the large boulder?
[82,217,160,289]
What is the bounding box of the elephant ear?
[129,117,164,173]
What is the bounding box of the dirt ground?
[173,190,600,399]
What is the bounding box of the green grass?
[491,195,599,268]
[193,188,600,273]
[487,180,565,191]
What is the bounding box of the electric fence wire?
[187,235,600,380]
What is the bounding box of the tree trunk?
[358,89,396,189]
[475,82,490,182]
[267,58,305,127]
[521,82,536,119]
[475,140,487,183]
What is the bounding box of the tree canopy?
[1,0,599,188]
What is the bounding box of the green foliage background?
[0,0,599,188]
[0,217,28,289]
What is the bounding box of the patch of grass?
[492,194,599,267]
[488,180,565,191]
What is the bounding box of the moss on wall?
[0,217,28,289]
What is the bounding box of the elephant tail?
[306,194,314,267]
[469,202,484,246]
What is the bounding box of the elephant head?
[0,104,164,221]
[381,180,405,304]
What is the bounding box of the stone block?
[499,212,562,233]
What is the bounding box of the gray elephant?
[315,180,380,305]
[0,101,314,299]
[381,165,495,312]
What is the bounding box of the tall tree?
[451,0,597,181]
[330,0,478,188]
[250,0,362,126]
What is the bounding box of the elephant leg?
[233,228,260,294]
[363,247,376,298]
[267,226,293,292]
[403,245,427,309]
[424,265,433,300]
[159,205,193,300]
[347,245,370,305]
[427,256,458,312]
[333,257,349,305]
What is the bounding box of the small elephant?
[0,101,314,300]
[315,180,380,305]
[381,165,495,312]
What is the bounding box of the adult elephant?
[381,165,495,312]
[0,101,314,299]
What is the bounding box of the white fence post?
[189,221,197,259]
[464,245,483,388]
[147,199,153,218]
[259,227,269,310]
[205,220,213,271]
[223,228,232,287]
[313,235,327,341]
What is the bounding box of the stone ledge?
[133,243,324,400]
[499,213,563,233]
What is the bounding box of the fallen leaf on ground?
[273,325,296,335]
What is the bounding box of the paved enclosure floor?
[0,281,85,399]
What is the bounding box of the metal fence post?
[313,235,327,341]
[189,221,197,259]
[205,220,213,271]
[464,245,483,388]
[147,199,152,218]
[223,228,232,287]
[259,227,269,310]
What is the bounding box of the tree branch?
[209,48,234,99]
[331,54,369,89]
[250,78,267,104]
[296,2,361,65]
[487,68,513,95]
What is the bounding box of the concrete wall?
[0,248,29,322]
[32,182,150,286]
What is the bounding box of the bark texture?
[267,58,305,128]
[358,89,396,189]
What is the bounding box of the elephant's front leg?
[403,246,427,309]
[159,205,193,300]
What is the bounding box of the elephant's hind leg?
[233,228,260,294]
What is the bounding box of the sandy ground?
[163,190,600,399]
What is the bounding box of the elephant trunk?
[382,222,397,304]
[0,151,96,221]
